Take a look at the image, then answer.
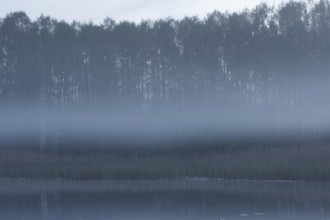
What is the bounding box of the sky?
[0,0,287,24]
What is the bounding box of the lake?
[1,179,330,220]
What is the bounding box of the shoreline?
[0,177,310,182]
[1,178,330,202]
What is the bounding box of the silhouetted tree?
[0,1,329,110]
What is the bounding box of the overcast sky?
[0,0,287,23]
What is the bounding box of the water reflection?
[0,179,330,220]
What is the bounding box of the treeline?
[1,0,330,109]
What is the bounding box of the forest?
[1,1,330,180]
[0,0,330,109]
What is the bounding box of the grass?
[1,141,330,180]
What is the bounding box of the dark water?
[1,179,330,220]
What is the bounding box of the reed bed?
[1,143,330,180]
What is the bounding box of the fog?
[2,3,330,220]
[1,3,330,151]
[1,78,330,150]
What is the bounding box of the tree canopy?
[0,0,330,110]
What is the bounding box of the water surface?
[1,179,330,220]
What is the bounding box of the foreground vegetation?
[1,141,330,181]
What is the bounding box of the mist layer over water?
[1,86,330,149]
[1,98,330,149]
